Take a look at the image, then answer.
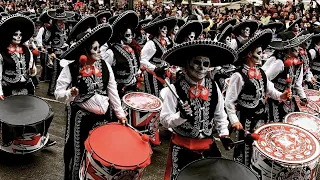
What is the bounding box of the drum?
[294,95,320,116]
[251,123,320,180]
[79,123,152,180]
[305,89,320,107]
[0,95,54,154]
[176,158,259,180]
[122,92,162,145]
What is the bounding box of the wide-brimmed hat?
[312,28,320,42]
[109,10,139,42]
[217,19,236,32]
[162,40,237,68]
[39,11,50,23]
[60,23,113,60]
[95,10,112,23]
[285,18,302,31]
[174,20,203,44]
[261,22,284,33]
[0,6,4,13]
[143,16,177,36]
[0,14,34,48]
[232,20,259,37]
[269,30,313,50]
[201,21,210,29]
[69,15,98,41]
[217,24,233,42]
[0,12,9,20]
[237,29,273,59]
[47,7,74,20]
[176,18,185,27]
[136,18,152,36]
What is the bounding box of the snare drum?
[176,158,259,180]
[251,123,320,180]
[0,95,54,154]
[79,123,152,180]
[294,95,320,116]
[305,89,320,107]
[122,92,162,146]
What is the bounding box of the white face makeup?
[188,32,196,41]
[292,46,299,57]
[242,27,251,37]
[187,56,210,80]
[225,36,232,47]
[294,23,299,32]
[160,26,168,37]
[252,47,262,64]
[90,41,101,61]
[101,17,107,23]
[173,25,179,35]
[272,28,277,34]
[12,30,22,45]
[123,28,133,44]
[86,27,92,33]
[305,39,312,49]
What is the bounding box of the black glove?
[154,66,167,78]
[220,136,234,150]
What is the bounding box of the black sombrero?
[237,29,273,59]
[136,18,152,36]
[285,18,302,31]
[201,21,210,29]
[269,30,313,50]
[95,10,112,23]
[176,18,185,27]
[217,24,233,42]
[312,28,320,42]
[162,40,237,68]
[39,11,50,23]
[60,23,113,60]
[261,22,284,33]
[69,15,98,41]
[0,14,35,48]
[47,7,75,20]
[217,19,236,32]
[109,10,139,42]
[174,20,203,44]
[0,6,4,13]
[232,20,259,37]
[0,12,9,19]
[143,16,177,36]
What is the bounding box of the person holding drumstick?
[225,30,292,166]
[54,24,127,180]
[160,40,236,180]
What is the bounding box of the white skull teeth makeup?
[305,39,312,49]
[242,27,251,37]
[90,41,101,61]
[188,32,196,41]
[160,26,168,37]
[12,30,22,45]
[123,29,133,44]
[225,36,232,47]
[252,47,262,64]
[173,25,179,35]
[188,56,210,79]
[101,17,107,23]
[294,24,299,32]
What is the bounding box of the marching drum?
[285,112,320,140]
[79,122,152,180]
[294,95,320,116]
[0,95,54,154]
[176,158,259,180]
[251,123,320,180]
[305,89,320,107]
[122,92,162,145]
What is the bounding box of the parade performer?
[167,18,185,48]
[141,16,177,97]
[232,20,259,50]
[68,15,98,46]
[260,22,284,39]
[95,10,111,24]
[225,29,291,166]
[285,18,301,36]
[161,40,236,180]
[308,28,320,87]
[55,24,127,180]
[174,20,203,44]
[135,19,152,46]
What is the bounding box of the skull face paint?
[12,30,22,45]
[123,28,133,44]
[160,26,168,37]
[292,47,299,57]
[89,41,101,61]
[272,28,277,34]
[225,36,232,47]
[305,39,312,49]
[100,17,107,23]
[188,32,196,41]
[173,25,179,35]
[241,27,251,37]
[252,47,262,64]
[187,56,210,80]
[294,23,299,32]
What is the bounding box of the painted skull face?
[225,36,232,47]
[272,28,277,34]
[187,56,210,80]
[292,46,299,57]
[173,25,179,35]
[242,27,251,37]
[100,17,107,23]
[86,27,92,33]
[305,39,312,49]
[12,30,22,45]
[294,23,299,32]
[252,47,263,64]
[188,32,196,41]
[160,26,168,37]
[123,28,133,44]
[90,41,101,61]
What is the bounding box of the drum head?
[254,123,320,166]
[122,92,162,112]
[305,89,320,107]
[176,158,258,180]
[294,95,320,115]
[0,95,50,125]
[85,123,152,168]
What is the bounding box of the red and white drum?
[305,89,320,107]
[79,123,152,180]
[294,95,320,116]
[251,123,320,180]
[122,92,162,146]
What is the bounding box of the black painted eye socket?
[125,34,132,38]
[203,62,210,67]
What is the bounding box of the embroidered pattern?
[3,53,27,83]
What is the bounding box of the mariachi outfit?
[135,19,152,46]
[232,20,259,50]
[225,30,283,166]
[264,32,310,122]
[55,24,125,180]
[161,40,237,180]
[0,14,37,97]
[141,17,177,97]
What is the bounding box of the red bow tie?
[8,45,23,54]
[248,68,261,79]
[80,65,102,77]
[189,85,209,101]
[159,38,166,47]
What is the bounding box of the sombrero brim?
[217,19,236,31]
[109,10,139,42]
[285,18,302,31]
[69,15,98,41]
[0,14,35,48]
[47,9,75,20]
[39,11,50,23]
[95,11,112,23]
[139,19,152,27]
[233,21,259,36]
[0,6,4,13]
[143,17,177,36]
[176,18,185,27]
[61,24,113,60]
[217,24,233,42]
[269,33,313,50]
[261,22,284,32]
[237,29,273,59]
[201,21,210,29]
[312,33,320,42]
[174,21,203,44]
[162,40,237,67]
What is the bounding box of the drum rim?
[305,89,320,95]
[284,111,320,123]
[122,92,162,112]
[294,95,320,115]
[85,122,152,169]
[0,95,53,126]
[253,122,320,166]
[175,157,259,179]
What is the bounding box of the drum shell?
[251,145,318,180]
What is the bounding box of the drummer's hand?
[220,135,233,150]
[280,89,292,100]
[300,98,308,106]
[70,87,79,97]
[232,122,243,131]
[30,68,35,75]
[0,95,4,100]
[311,77,317,84]
[118,117,127,124]
[49,53,56,59]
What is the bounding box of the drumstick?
[125,122,150,142]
